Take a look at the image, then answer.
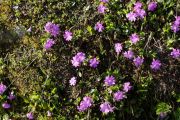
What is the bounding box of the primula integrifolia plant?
[94,22,104,32]
[0,83,6,95]
[100,102,114,114]
[150,59,161,70]
[69,77,77,86]
[171,16,180,33]
[104,75,116,86]
[130,33,140,44]
[89,57,100,68]
[170,48,180,58]
[71,52,86,67]
[44,22,60,37]
[44,39,55,50]
[63,30,73,41]
[77,96,93,111]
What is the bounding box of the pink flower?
[126,12,137,22]
[8,92,15,100]
[77,96,93,112]
[0,83,6,95]
[63,30,73,41]
[150,59,161,70]
[98,4,107,14]
[123,50,134,59]
[134,1,143,11]
[104,75,116,86]
[114,43,123,55]
[27,112,34,120]
[148,2,157,11]
[100,102,114,114]
[89,57,100,68]
[69,77,77,86]
[123,82,132,92]
[94,22,104,32]
[71,52,86,67]
[113,91,126,101]
[44,39,55,50]
[170,48,180,58]
[130,33,140,44]
[44,22,60,37]
[133,56,144,68]
[100,0,109,3]
[2,102,10,109]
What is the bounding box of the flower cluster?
[77,96,93,111]
[127,1,147,21]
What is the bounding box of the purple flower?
[8,92,15,100]
[171,24,179,33]
[123,82,132,92]
[126,12,137,22]
[2,102,10,109]
[159,112,167,119]
[148,2,157,11]
[44,22,60,37]
[114,43,123,55]
[150,59,161,70]
[89,57,100,68]
[94,22,104,32]
[100,0,109,3]
[0,83,6,95]
[135,8,146,19]
[69,77,77,86]
[77,96,93,111]
[123,50,134,59]
[171,17,180,33]
[104,75,116,86]
[174,16,180,25]
[134,1,143,10]
[71,52,86,67]
[98,4,107,14]
[170,48,180,58]
[130,33,140,44]
[113,91,126,101]
[133,56,144,68]
[44,39,55,50]
[47,111,52,117]
[100,102,114,114]
[63,30,73,41]
[27,112,34,120]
